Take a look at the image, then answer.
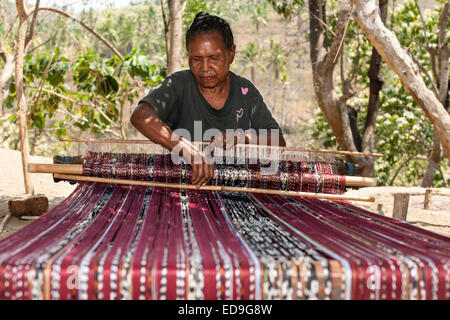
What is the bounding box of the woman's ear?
[228,44,236,65]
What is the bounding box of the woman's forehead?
[188,32,227,52]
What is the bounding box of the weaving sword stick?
[51,173,375,202]
[59,137,384,158]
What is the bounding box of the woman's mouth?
[201,76,215,81]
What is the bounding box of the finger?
[208,164,215,185]
[196,164,208,188]
[196,164,207,188]
[191,164,200,186]
[222,134,228,149]
[199,164,211,186]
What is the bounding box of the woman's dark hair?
[186,12,234,51]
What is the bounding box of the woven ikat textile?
[0,183,449,299]
[0,152,449,299]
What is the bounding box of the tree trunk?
[354,0,450,165]
[308,0,361,164]
[250,65,255,84]
[15,0,34,194]
[421,2,449,187]
[360,0,388,177]
[421,133,442,187]
[167,0,185,75]
[160,0,170,65]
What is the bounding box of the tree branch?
[0,15,18,48]
[15,0,28,18]
[355,0,450,164]
[320,0,353,73]
[24,0,40,49]
[160,0,170,62]
[39,88,120,129]
[29,7,123,60]
[409,49,439,95]
[28,51,54,117]
[414,0,439,83]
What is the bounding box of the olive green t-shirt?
[138,70,281,141]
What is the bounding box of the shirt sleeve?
[250,90,282,133]
[138,72,183,123]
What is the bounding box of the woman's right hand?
[176,138,215,188]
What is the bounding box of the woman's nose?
[201,58,210,71]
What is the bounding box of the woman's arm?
[130,101,179,151]
[130,101,214,187]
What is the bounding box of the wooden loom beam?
[28,163,377,188]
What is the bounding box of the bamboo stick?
[58,138,384,158]
[28,163,377,187]
[20,216,40,221]
[53,173,375,202]
[0,214,12,235]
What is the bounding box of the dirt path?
[0,148,76,239]
[0,148,449,240]
[347,187,450,236]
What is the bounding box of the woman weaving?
[131,12,286,187]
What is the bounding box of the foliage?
[239,42,266,79]
[311,0,448,186]
[3,47,165,148]
[182,0,246,29]
[266,0,304,19]
[265,38,289,83]
[1,0,447,187]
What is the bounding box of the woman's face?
[188,31,235,89]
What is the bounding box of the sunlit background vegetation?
[0,0,448,187]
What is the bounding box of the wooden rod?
[58,138,384,158]
[28,163,83,175]
[345,176,377,187]
[53,173,375,202]
[28,163,377,187]
[59,137,158,144]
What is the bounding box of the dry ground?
[0,148,449,240]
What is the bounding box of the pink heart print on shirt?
[236,108,244,118]
[241,87,248,95]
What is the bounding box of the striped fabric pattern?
[83,152,346,195]
[0,182,449,300]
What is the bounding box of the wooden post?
[377,203,384,215]
[393,193,409,220]
[424,189,433,210]
[15,1,34,195]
